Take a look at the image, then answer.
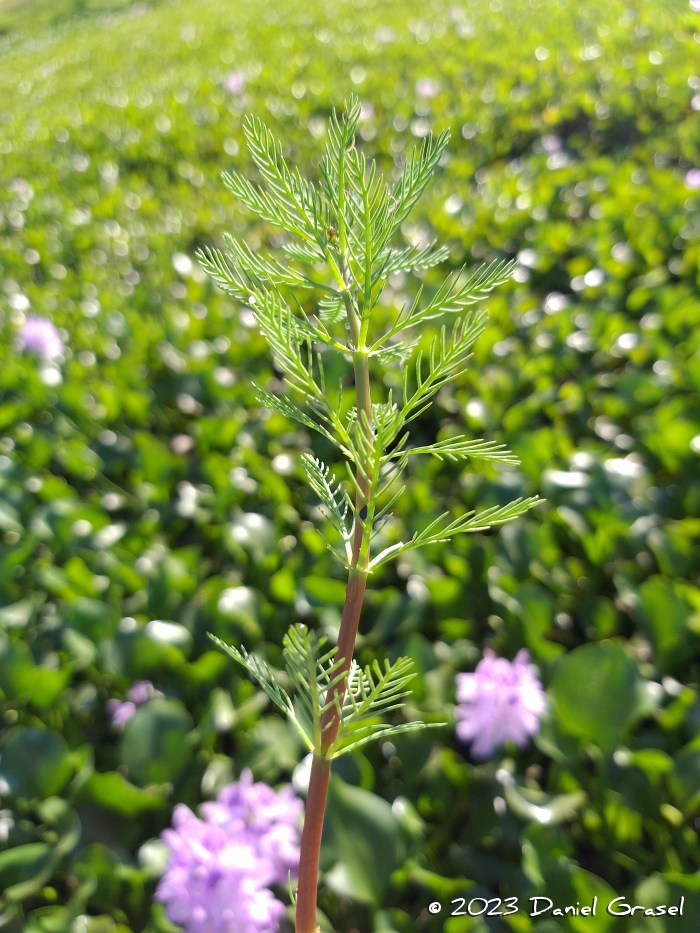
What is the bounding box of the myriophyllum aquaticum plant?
[198,96,541,933]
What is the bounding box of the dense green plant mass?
[0,0,698,931]
[0,0,146,35]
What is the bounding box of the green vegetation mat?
[0,0,699,930]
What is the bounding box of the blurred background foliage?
[0,0,699,930]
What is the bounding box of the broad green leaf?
[0,599,34,629]
[74,842,124,913]
[82,771,169,815]
[0,635,36,698]
[660,874,700,933]
[301,575,347,607]
[322,776,403,906]
[668,747,700,812]
[628,748,673,786]
[638,576,695,672]
[118,699,193,786]
[239,717,304,783]
[550,643,637,750]
[0,727,73,798]
[63,598,120,641]
[522,824,616,933]
[0,499,22,533]
[0,843,52,899]
[0,634,69,706]
[504,784,586,825]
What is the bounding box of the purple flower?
[223,70,245,95]
[107,699,137,729]
[128,679,155,706]
[156,770,303,933]
[108,680,158,729]
[685,169,700,190]
[455,649,546,759]
[416,78,440,99]
[19,316,63,360]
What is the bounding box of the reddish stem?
[294,570,367,933]
[295,756,331,933]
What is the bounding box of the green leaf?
[0,727,73,798]
[0,499,22,533]
[638,576,696,672]
[270,568,296,605]
[0,599,35,630]
[222,232,314,289]
[648,872,700,933]
[389,130,451,231]
[245,291,327,408]
[522,824,617,933]
[320,93,361,210]
[197,245,252,302]
[281,241,325,263]
[504,784,586,825]
[0,630,73,710]
[301,576,348,607]
[568,868,618,933]
[668,747,700,811]
[0,843,52,898]
[82,771,168,815]
[63,598,120,641]
[371,340,419,367]
[550,643,638,750]
[240,717,304,783]
[317,294,346,324]
[29,666,71,709]
[235,113,327,242]
[73,843,121,919]
[628,748,673,786]
[0,635,37,699]
[118,699,193,786]
[412,259,515,326]
[408,436,519,465]
[333,720,441,756]
[254,384,343,450]
[394,311,490,422]
[375,243,449,279]
[322,776,403,907]
[369,496,541,570]
[282,624,345,750]
[209,633,298,728]
[301,454,352,562]
[333,657,416,749]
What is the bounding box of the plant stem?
[295,571,367,933]
[295,347,372,933]
[295,755,331,933]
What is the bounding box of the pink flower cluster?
[19,315,63,360]
[455,649,546,759]
[685,169,700,190]
[223,70,245,95]
[107,680,156,729]
[156,771,302,933]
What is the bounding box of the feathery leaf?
[389,130,451,231]
[369,497,542,570]
[301,453,353,562]
[409,436,519,464]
